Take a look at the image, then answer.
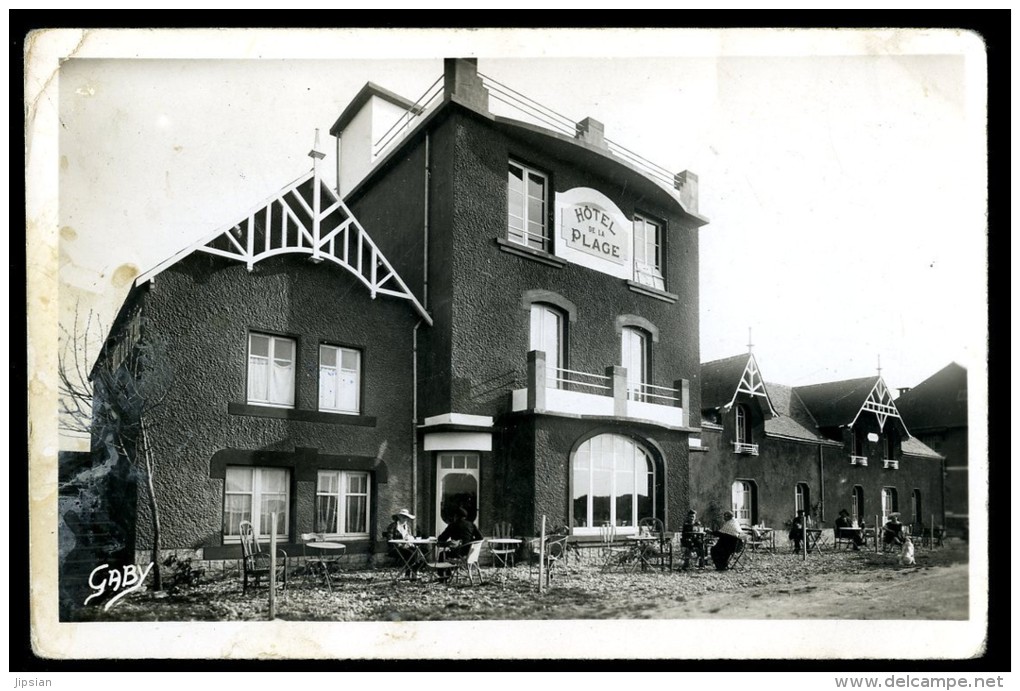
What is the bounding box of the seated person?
[680,509,707,568]
[383,508,423,575]
[883,514,906,548]
[438,507,483,560]
[834,509,865,550]
[709,511,746,571]
[788,509,811,552]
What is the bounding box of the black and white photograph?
[26,27,990,663]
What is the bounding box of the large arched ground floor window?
[571,433,656,535]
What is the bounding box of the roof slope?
[793,376,880,428]
[764,382,833,443]
[901,436,943,459]
[895,362,968,430]
[700,354,750,410]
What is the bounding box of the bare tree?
[59,304,173,590]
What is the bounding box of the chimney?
[443,58,489,113]
[897,387,912,397]
[575,117,607,149]
[674,170,699,214]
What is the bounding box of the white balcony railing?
[883,459,899,470]
[850,455,869,466]
[511,350,687,428]
[732,442,759,456]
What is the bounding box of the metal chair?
[488,521,517,568]
[638,517,673,570]
[599,523,631,571]
[528,535,569,585]
[726,538,749,570]
[239,520,287,595]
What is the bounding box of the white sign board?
[555,187,632,279]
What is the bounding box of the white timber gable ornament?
[855,377,903,433]
[724,351,778,419]
[135,132,431,326]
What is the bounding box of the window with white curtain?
[633,213,664,290]
[316,470,370,536]
[223,466,289,541]
[247,333,295,407]
[319,345,361,413]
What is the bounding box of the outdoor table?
[306,541,346,591]
[488,538,522,581]
[389,537,437,581]
[624,534,658,571]
[836,527,863,549]
[744,526,776,553]
[679,529,710,569]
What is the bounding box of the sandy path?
[647,563,969,619]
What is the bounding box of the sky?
[43,28,987,415]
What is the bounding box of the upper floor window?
[852,427,866,457]
[735,404,751,444]
[885,432,896,460]
[633,213,664,290]
[319,344,361,414]
[247,333,295,408]
[621,326,649,401]
[508,161,549,252]
[316,470,370,536]
[530,302,564,387]
[223,466,290,541]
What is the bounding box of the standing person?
[709,511,746,571]
[680,509,707,569]
[438,507,483,560]
[788,509,809,552]
[835,509,864,550]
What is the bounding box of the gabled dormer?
[794,376,910,470]
[701,353,778,456]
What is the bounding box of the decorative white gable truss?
[135,163,432,325]
[725,354,777,418]
[852,378,904,433]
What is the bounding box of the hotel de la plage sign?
[555,187,631,279]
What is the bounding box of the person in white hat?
[384,508,422,577]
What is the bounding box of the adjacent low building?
[691,352,944,539]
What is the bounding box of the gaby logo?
[84,562,154,610]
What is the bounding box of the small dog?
[899,537,916,566]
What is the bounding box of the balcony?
[731,442,759,456]
[850,455,869,467]
[511,350,688,428]
[883,459,899,470]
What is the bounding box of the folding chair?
[638,517,673,570]
[449,540,485,586]
[726,539,749,570]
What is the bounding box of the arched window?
[735,404,751,444]
[881,487,898,523]
[621,327,649,401]
[795,482,810,514]
[732,479,757,526]
[530,303,565,387]
[571,434,655,535]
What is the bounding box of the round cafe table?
[306,541,346,591]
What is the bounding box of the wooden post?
[875,515,881,553]
[930,513,935,550]
[801,517,807,561]
[539,515,547,593]
[269,513,277,620]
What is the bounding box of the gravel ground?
[74,540,968,622]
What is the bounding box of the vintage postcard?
[26,27,990,661]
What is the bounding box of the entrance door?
[731,480,754,527]
[435,453,479,536]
